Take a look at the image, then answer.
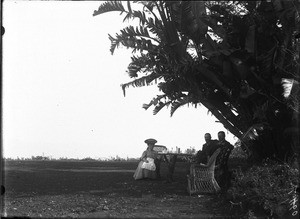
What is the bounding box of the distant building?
[31,156,50,161]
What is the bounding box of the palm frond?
[146,17,164,41]
[168,1,182,30]
[153,100,172,115]
[282,79,300,113]
[131,38,157,53]
[127,11,164,42]
[142,94,167,110]
[108,35,157,55]
[169,1,207,44]
[123,9,153,27]
[281,78,294,98]
[131,10,147,25]
[108,34,121,55]
[195,64,231,96]
[108,25,160,55]
[132,1,163,37]
[119,25,159,43]
[198,15,226,39]
[137,1,156,11]
[127,53,155,78]
[239,123,270,154]
[127,1,132,13]
[120,1,134,22]
[93,1,125,16]
[257,45,277,80]
[98,1,163,41]
[241,123,267,141]
[122,12,133,23]
[170,96,193,116]
[121,73,160,96]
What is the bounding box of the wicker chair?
[187,148,221,195]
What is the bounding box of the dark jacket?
[205,139,220,158]
[196,139,218,164]
[215,139,234,168]
[217,140,234,151]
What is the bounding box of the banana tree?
[94,1,299,162]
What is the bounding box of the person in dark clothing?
[195,133,218,164]
[215,131,234,191]
[217,131,234,150]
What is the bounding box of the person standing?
[217,131,234,150]
[195,133,218,164]
[215,131,234,190]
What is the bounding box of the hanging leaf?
[189,1,208,43]
[127,53,155,78]
[240,123,269,143]
[257,45,277,80]
[108,34,120,55]
[199,16,226,39]
[169,1,207,44]
[121,73,160,96]
[108,27,159,55]
[127,1,132,14]
[170,96,192,116]
[123,13,133,22]
[153,101,171,115]
[93,1,125,16]
[142,95,168,111]
[132,10,147,25]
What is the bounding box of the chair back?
[153,145,167,152]
[207,148,221,167]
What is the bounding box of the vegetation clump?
[227,148,299,218]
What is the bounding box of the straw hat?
[144,138,157,144]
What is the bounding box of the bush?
[227,159,299,218]
[228,146,252,172]
[230,145,248,159]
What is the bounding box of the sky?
[2,1,236,159]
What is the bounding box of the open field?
[2,160,232,218]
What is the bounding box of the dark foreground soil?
[1,161,234,218]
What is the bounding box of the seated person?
[195,133,218,164]
[133,138,158,180]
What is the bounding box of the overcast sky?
[2,1,236,159]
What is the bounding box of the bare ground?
[2,161,234,218]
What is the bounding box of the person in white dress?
[133,138,158,180]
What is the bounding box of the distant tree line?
[3,156,140,162]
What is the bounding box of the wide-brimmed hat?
[144,138,157,144]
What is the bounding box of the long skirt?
[133,158,156,180]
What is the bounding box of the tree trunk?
[202,101,243,138]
